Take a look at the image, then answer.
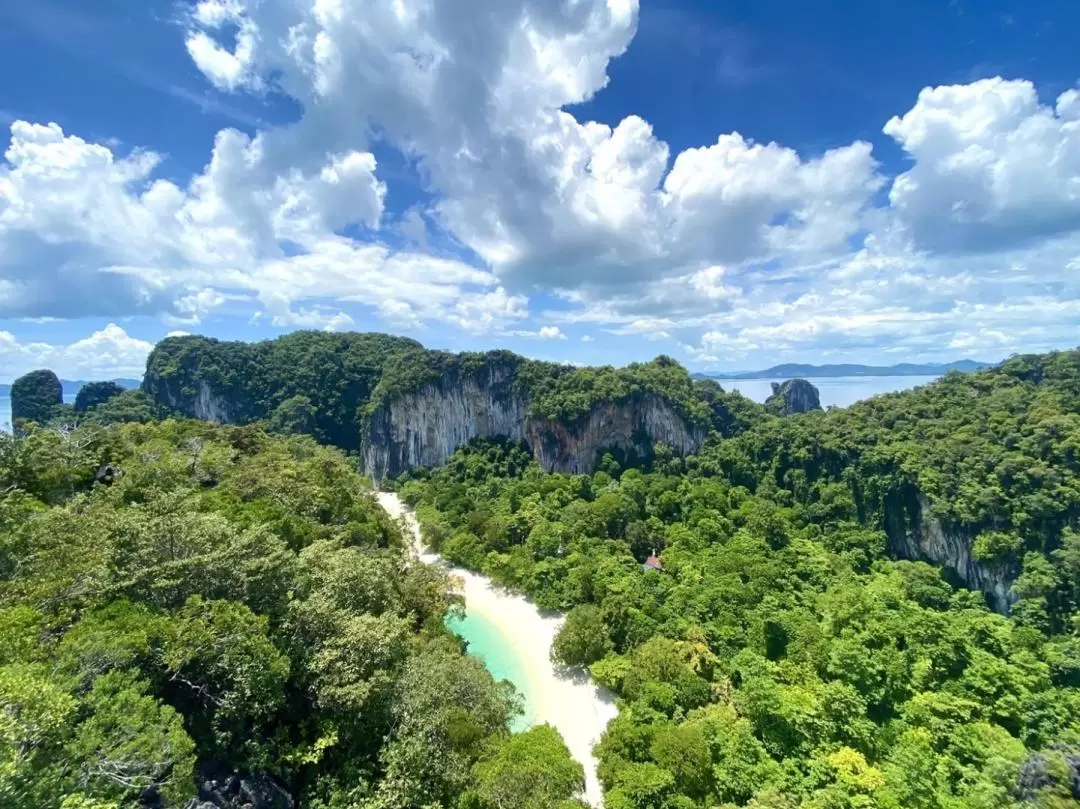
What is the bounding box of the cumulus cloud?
[884,78,1080,253]
[507,325,567,340]
[2,0,1080,365]
[0,119,520,332]
[0,324,153,381]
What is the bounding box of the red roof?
[644,555,664,571]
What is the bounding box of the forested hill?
[0,421,590,808]
[140,331,762,476]
[402,347,1080,808]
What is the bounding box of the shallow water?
[377,492,617,807]
[445,609,537,731]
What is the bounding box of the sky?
[0,0,1078,380]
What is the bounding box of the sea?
[446,610,536,731]
[722,375,941,409]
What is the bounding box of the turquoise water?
[446,609,536,731]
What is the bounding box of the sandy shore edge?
[377,492,618,807]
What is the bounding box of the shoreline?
[376,492,618,808]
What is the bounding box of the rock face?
[1016,744,1080,802]
[765,378,822,415]
[182,769,293,809]
[525,394,706,474]
[886,489,1017,614]
[153,379,239,424]
[360,364,707,482]
[361,360,529,482]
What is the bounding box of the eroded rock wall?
[362,364,529,481]
[887,490,1017,614]
[362,384,707,482]
[525,394,706,474]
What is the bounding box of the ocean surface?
[446,609,536,731]
[723,375,941,409]
[0,394,77,432]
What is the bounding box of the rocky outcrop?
[142,334,711,482]
[886,489,1017,614]
[149,378,240,424]
[1016,744,1080,802]
[361,375,706,482]
[182,770,293,809]
[525,394,706,474]
[765,378,822,415]
[361,361,529,481]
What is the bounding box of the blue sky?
[0,0,1078,380]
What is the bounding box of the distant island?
[0,377,140,397]
[698,359,990,380]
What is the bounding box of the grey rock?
[1015,744,1080,801]
[359,356,706,482]
[764,379,822,415]
[185,770,292,809]
[886,488,1017,614]
[238,774,293,809]
[94,463,123,486]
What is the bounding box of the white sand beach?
[377,492,618,808]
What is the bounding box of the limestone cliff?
[765,378,822,415]
[886,488,1017,614]
[142,332,716,482]
[361,360,529,481]
[525,394,706,474]
[151,378,241,425]
[362,382,707,482]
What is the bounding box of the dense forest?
[399,350,1080,808]
[5,340,1080,808]
[0,420,587,809]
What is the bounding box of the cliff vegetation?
[141,332,760,475]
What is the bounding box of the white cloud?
[2,1,1080,367]
[884,78,1080,253]
[0,323,152,381]
[508,325,567,340]
[184,1,258,91]
[0,119,519,332]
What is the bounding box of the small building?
[643,554,664,573]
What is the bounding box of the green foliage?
[408,351,1080,808]
[82,390,159,425]
[143,331,424,449]
[552,604,613,668]
[142,333,765,462]
[0,420,527,808]
[73,382,126,414]
[466,724,585,809]
[11,369,63,426]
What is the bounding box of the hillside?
[0,421,587,808]
[141,332,761,478]
[5,337,1080,807]
[403,348,1080,808]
